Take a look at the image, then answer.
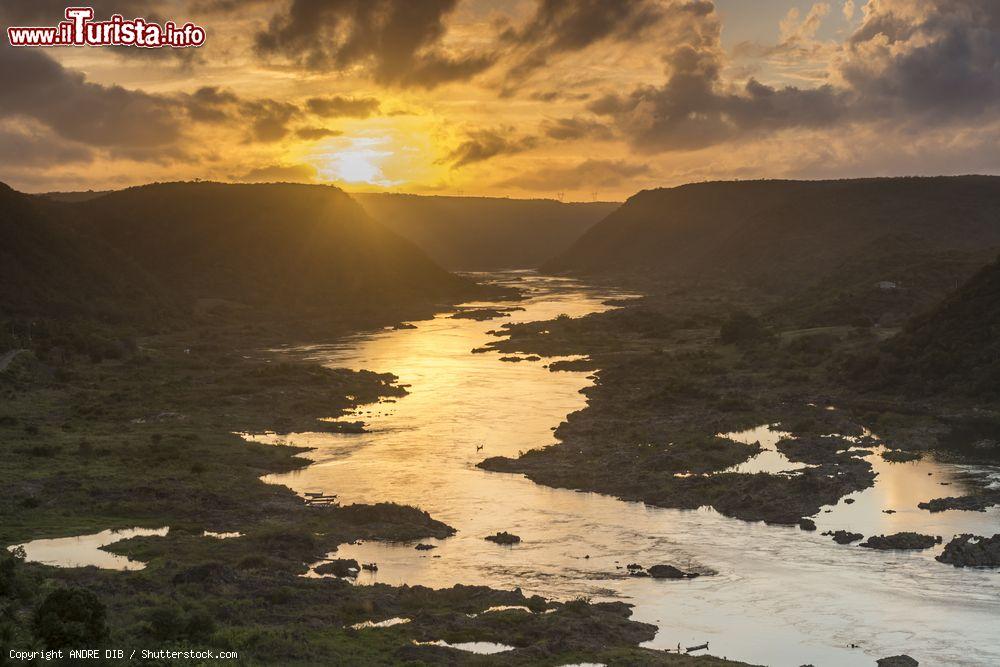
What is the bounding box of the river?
[260,272,1000,665]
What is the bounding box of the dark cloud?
[594,0,1000,152]
[236,163,318,183]
[502,0,664,80]
[0,45,185,152]
[255,0,493,88]
[542,116,613,141]
[500,158,650,191]
[182,87,312,143]
[184,86,240,123]
[305,95,381,118]
[841,0,1000,120]
[241,99,300,143]
[441,129,538,168]
[529,90,591,103]
[0,126,94,167]
[295,127,343,141]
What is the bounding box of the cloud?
[441,128,538,168]
[588,0,1000,153]
[182,87,310,143]
[295,127,343,140]
[305,96,381,118]
[0,45,185,153]
[589,42,846,152]
[500,159,650,191]
[184,86,241,123]
[236,163,318,183]
[0,124,94,167]
[502,0,665,80]
[255,0,494,88]
[838,0,1000,120]
[842,0,855,22]
[240,99,300,143]
[542,116,613,141]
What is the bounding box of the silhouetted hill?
[2,182,484,323]
[74,182,477,312]
[352,192,617,270]
[0,183,163,321]
[849,257,1000,399]
[545,176,1000,325]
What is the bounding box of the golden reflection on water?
[250,273,1000,667]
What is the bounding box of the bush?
[719,311,768,345]
[32,588,108,648]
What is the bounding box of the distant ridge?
[545,176,1000,324]
[352,192,617,270]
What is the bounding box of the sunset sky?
[1,0,998,200]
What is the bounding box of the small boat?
[686,643,709,653]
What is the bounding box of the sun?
[310,136,401,187]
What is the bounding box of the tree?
[32,588,108,648]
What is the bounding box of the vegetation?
[848,257,1000,400]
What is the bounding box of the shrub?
[32,588,108,648]
[719,311,768,345]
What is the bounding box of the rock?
[392,322,417,330]
[843,498,855,504]
[918,493,1000,513]
[499,356,523,362]
[823,530,863,545]
[628,570,650,577]
[799,518,817,531]
[314,559,360,577]
[485,531,521,545]
[647,564,699,579]
[860,532,940,550]
[626,563,644,570]
[876,655,918,666]
[936,534,1000,567]
[881,450,922,463]
[471,347,490,354]
[450,307,523,321]
[414,543,436,551]
[883,509,896,514]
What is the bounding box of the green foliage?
[145,604,216,642]
[32,588,108,649]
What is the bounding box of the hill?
[352,192,617,270]
[0,183,163,322]
[850,257,1000,399]
[3,182,485,325]
[545,177,1000,324]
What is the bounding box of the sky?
[1,0,998,200]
